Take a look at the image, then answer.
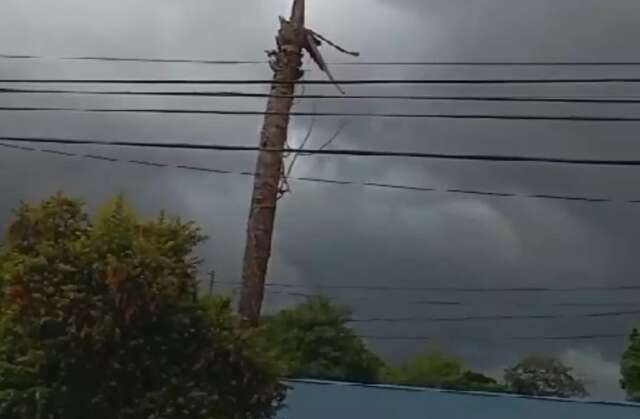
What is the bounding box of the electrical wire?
[233,281,640,292]
[2,139,640,205]
[7,87,640,105]
[348,309,640,324]
[6,53,640,66]
[6,77,640,85]
[231,287,640,307]
[4,135,640,168]
[358,334,626,342]
[7,106,640,123]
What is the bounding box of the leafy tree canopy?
[455,371,504,392]
[0,193,285,419]
[621,328,640,402]
[504,356,588,398]
[262,297,383,383]
[386,351,463,387]
[385,350,503,392]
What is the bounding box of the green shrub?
[262,297,383,382]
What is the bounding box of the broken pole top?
[290,0,305,27]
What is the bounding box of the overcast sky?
[1,0,640,400]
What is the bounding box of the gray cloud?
[0,0,639,400]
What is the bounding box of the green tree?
[455,371,504,392]
[386,351,464,387]
[504,356,588,398]
[0,193,285,419]
[262,297,383,383]
[385,350,502,391]
[621,328,640,401]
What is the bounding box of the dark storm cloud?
[1,0,639,398]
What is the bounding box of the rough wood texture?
[238,0,306,325]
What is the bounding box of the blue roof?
[279,379,640,419]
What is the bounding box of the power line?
[263,295,639,339]
[358,334,626,342]
[6,77,640,85]
[228,289,640,332]
[542,302,640,307]
[337,62,640,67]
[248,282,640,292]
[2,139,640,205]
[65,56,265,65]
[7,87,640,105]
[4,135,640,168]
[0,54,40,59]
[7,106,640,123]
[348,309,640,324]
[234,287,640,307]
[0,54,267,65]
[229,286,640,308]
[6,53,640,66]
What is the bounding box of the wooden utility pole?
[238,0,307,325]
[238,0,358,325]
